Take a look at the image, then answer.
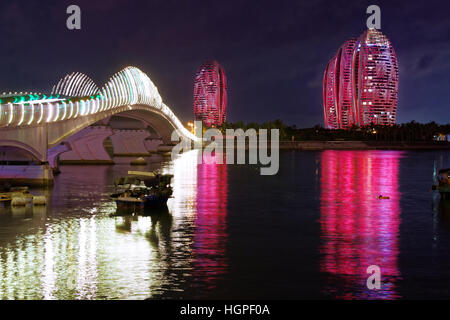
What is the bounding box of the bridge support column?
[0,126,54,186]
[144,138,163,153]
[59,126,114,164]
[0,164,53,187]
[47,142,71,174]
[157,144,175,153]
[110,129,150,156]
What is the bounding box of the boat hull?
[114,194,170,214]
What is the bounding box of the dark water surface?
[0,150,449,299]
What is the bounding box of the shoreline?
[279,141,450,150]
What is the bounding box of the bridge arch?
[45,103,181,148]
[0,66,197,143]
[0,140,43,162]
[0,66,198,169]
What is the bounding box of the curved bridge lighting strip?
[0,66,199,141]
[52,72,99,97]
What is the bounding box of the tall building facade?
[193,60,227,127]
[323,29,399,129]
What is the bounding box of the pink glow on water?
[320,150,402,299]
[192,153,228,288]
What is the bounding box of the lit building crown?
[323,29,399,129]
[193,60,227,127]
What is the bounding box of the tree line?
[214,120,450,142]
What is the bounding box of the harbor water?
[0,149,449,299]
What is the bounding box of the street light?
[187,121,194,133]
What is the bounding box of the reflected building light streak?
[87,217,98,298]
[76,219,87,299]
[5,249,14,299]
[192,152,228,289]
[0,232,46,299]
[75,218,99,299]
[163,150,199,222]
[0,252,3,298]
[319,150,402,299]
[133,216,152,235]
[0,149,230,299]
[16,240,26,299]
[102,216,158,299]
[42,226,56,300]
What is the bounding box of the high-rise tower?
[193,60,227,127]
[353,29,399,126]
[323,29,398,129]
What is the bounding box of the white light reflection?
[76,218,98,299]
[0,251,3,298]
[76,219,87,298]
[163,149,199,221]
[42,226,56,300]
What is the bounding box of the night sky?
[1,0,449,126]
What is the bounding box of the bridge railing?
[0,98,198,141]
[0,66,199,141]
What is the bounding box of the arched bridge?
[0,66,197,185]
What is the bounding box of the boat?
[432,168,450,199]
[111,171,173,212]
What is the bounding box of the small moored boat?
[111,171,173,212]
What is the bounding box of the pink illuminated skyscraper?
[338,39,357,128]
[323,29,399,129]
[194,60,227,127]
[323,56,339,129]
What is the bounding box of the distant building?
[323,29,399,129]
[434,134,449,142]
[193,60,227,127]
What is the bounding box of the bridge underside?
[0,104,184,185]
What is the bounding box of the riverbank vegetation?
[215,120,450,142]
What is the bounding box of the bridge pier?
[157,144,175,153]
[144,137,163,153]
[0,91,197,187]
[0,164,53,187]
[110,129,151,156]
[47,142,71,174]
[59,126,114,164]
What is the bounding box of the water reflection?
[433,198,450,238]
[320,150,402,299]
[0,150,228,299]
[193,153,228,289]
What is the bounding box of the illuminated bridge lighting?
[0,66,198,141]
[52,72,99,97]
[323,29,399,129]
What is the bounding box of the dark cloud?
[0,0,449,125]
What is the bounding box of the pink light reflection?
[192,153,228,289]
[320,150,402,299]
